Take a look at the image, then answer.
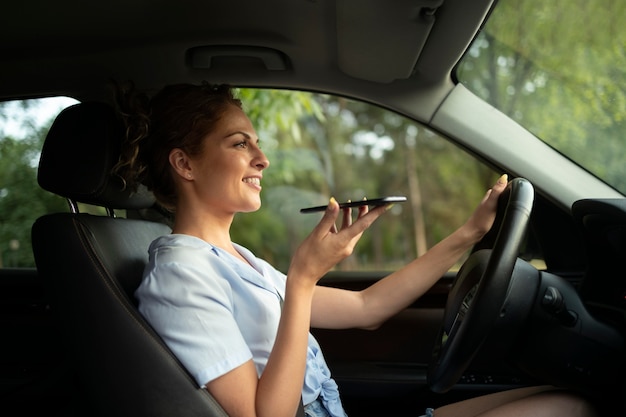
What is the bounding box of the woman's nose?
[254,148,270,170]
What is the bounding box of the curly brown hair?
[113,82,242,211]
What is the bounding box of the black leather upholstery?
[37,102,156,210]
[31,102,228,416]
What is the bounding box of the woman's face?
[186,104,270,215]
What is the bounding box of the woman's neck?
[172,208,234,247]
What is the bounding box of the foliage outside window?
[457,0,626,193]
[0,98,76,267]
[232,90,496,273]
[0,92,495,271]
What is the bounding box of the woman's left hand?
[462,174,508,244]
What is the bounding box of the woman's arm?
[206,198,389,417]
[206,279,315,417]
[311,174,508,330]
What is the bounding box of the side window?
[0,91,540,272]
[0,97,78,268]
[231,90,500,273]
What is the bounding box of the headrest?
[38,102,156,210]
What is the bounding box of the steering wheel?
[428,177,534,393]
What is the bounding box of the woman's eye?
[235,141,248,148]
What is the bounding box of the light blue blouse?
[136,234,347,417]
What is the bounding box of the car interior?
[2,0,625,416]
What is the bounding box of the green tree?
[232,90,494,272]
[0,125,66,267]
[458,0,626,191]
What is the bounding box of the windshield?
[457,0,626,194]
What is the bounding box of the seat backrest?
[31,102,227,417]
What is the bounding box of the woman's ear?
[169,148,193,180]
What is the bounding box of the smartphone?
[300,196,407,213]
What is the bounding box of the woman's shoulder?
[143,234,236,290]
[148,234,218,266]
[150,233,209,249]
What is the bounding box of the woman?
[114,83,598,417]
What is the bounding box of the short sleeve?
[136,245,253,387]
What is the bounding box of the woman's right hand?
[287,197,388,286]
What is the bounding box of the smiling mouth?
[243,177,261,186]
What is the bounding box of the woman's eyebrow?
[225,131,260,144]
[225,131,252,139]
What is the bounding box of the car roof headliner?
[1,0,494,122]
[4,0,623,209]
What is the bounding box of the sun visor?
[336,0,444,83]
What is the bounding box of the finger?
[490,174,508,199]
[357,199,369,219]
[341,204,388,239]
[341,200,352,229]
[482,174,508,203]
[481,188,493,203]
[312,197,340,237]
[493,173,508,191]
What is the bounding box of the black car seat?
[31,102,228,417]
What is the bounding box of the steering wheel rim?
[427,177,534,393]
